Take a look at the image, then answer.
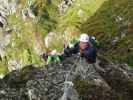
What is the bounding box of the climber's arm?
[63,42,80,57]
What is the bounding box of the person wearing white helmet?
[66,33,98,49]
[79,33,92,50]
[63,33,97,63]
[80,33,89,42]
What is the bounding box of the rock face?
[0,55,133,100]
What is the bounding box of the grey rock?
[0,55,132,100]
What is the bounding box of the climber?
[65,34,99,49]
[47,50,63,64]
[63,33,97,63]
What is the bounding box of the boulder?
[0,55,132,100]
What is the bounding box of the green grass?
[56,0,107,32]
[0,62,9,75]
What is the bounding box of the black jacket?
[63,42,97,63]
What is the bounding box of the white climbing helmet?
[80,33,89,42]
[50,50,57,56]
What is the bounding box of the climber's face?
[79,42,89,50]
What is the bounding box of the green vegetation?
[0,0,132,75]
[80,0,133,66]
[56,0,107,32]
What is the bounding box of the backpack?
[83,47,97,63]
[89,37,100,49]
